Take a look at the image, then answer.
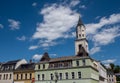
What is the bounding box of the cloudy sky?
[0,0,120,66]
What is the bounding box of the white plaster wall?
[0,72,13,83]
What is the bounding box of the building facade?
[0,59,27,83]
[97,62,107,83]
[35,18,99,83]
[14,63,35,83]
[107,70,116,83]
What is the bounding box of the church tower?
[75,17,89,55]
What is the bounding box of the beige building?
[14,63,35,83]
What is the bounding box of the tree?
[110,63,115,70]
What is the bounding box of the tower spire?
[77,16,84,26]
[75,17,89,55]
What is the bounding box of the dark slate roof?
[16,63,35,71]
[4,59,21,65]
[0,59,21,71]
[107,69,114,75]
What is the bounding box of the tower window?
[79,44,82,50]
[82,34,84,37]
[79,34,81,37]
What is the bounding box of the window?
[59,73,62,80]
[71,72,75,79]
[9,74,12,79]
[43,64,45,69]
[0,74,2,80]
[76,60,79,66]
[51,74,53,80]
[42,74,44,80]
[79,44,82,50]
[30,73,32,79]
[25,73,27,79]
[6,74,8,79]
[79,34,81,37]
[78,72,81,79]
[38,74,40,80]
[82,59,86,66]
[82,34,84,37]
[38,65,40,69]
[65,72,68,79]
[21,74,23,80]
[16,74,18,80]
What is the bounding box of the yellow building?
[14,63,35,83]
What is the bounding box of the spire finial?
[77,16,84,26]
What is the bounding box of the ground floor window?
[72,72,75,79]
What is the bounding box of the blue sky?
[0,0,120,66]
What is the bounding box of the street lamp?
[54,72,59,83]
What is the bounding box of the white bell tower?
[75,17,88,55]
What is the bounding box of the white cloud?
[70,0,80,7]
[87,13,120,54]
[93,26,120,46]
[16,36,26,41]
[0,24,4,29]
[8,19,21,30]
[102,59,116,68]
[86,13,120,35]
[102,59,116,64]
[79,5,86,9]
[29,45,39,50]
[32,3,79,47]
[90,46,100,55]
[32,2,37,7]
[32,54,43,61]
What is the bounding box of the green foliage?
[109,63,120,73]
